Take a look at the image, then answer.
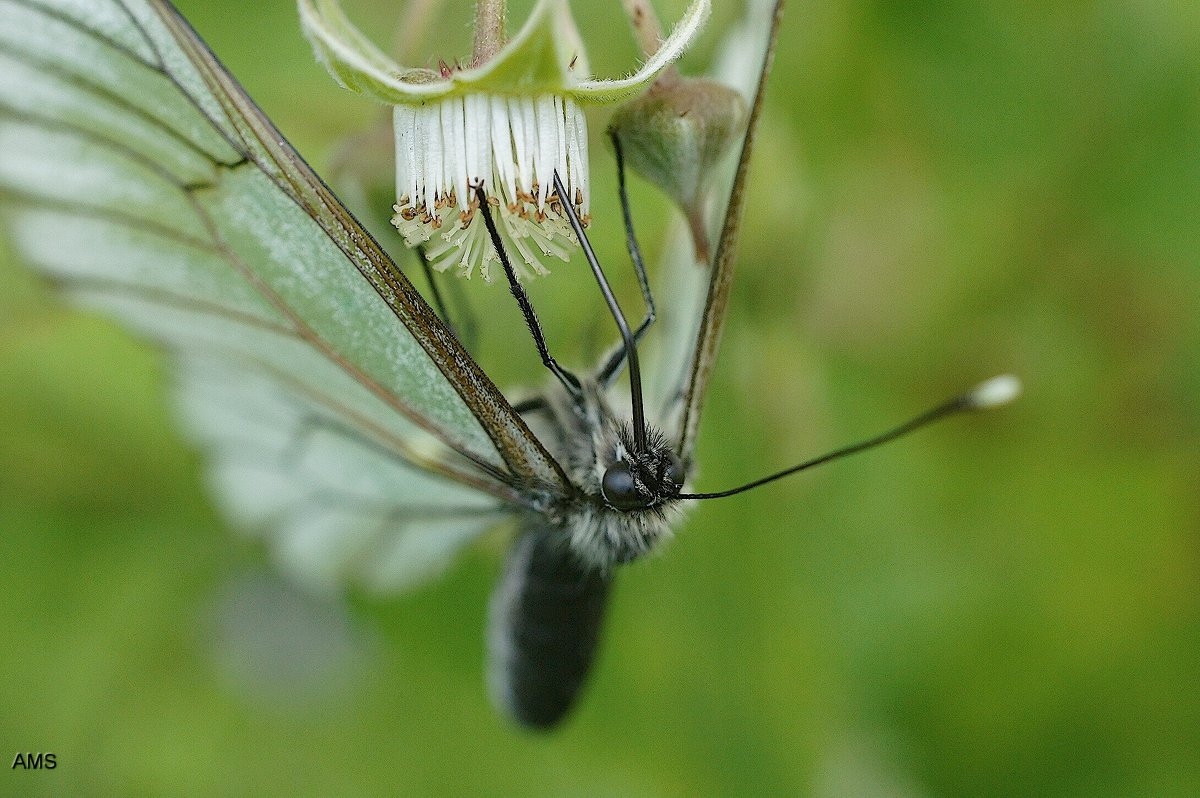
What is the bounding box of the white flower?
[300,0,710,280]
[390,92,588,280]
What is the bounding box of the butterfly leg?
[599,132,658,386]
[511,396,550,416]
[551,170,650,451]
[475,185,584,400]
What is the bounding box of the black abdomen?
[487,526,612,729]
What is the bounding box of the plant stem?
[472,0,507,67]
[622,0,664,58]
[622,0,679,85]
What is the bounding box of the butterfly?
[0,0,1016,729]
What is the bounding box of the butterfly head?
[547,386,689,568]
[581,436,684,566]
[599,425,684,513]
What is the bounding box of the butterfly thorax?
[528,379,686,570]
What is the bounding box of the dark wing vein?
[0,184,218,253]
[0,0,574,498]
[0,33,238,168]
[144,0,572,493]
[59,275,522,502]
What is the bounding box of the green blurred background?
[2,0,1197,794]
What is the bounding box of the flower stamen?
[392,93,589,280]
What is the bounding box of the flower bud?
[610,76,746,262]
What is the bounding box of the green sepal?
[299,0,710,105]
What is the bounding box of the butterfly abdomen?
[487,525,611,728]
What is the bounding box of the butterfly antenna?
[552,171,649,453]
[475,183,583,400]
[678,375,1021,500]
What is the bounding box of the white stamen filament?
[393,94,590,280]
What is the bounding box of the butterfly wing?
[0,0,571,587]
[660,0,785,463]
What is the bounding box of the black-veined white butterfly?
[0,0,1016,728]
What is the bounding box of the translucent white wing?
[177,356,505,593]
[0,0,571,588]
[646,0,784,461]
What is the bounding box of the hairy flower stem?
[472,0,507,66]
[622,0,679,85]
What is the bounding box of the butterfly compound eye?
[601,461,650,511]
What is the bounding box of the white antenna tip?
[966,374,1022,409]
